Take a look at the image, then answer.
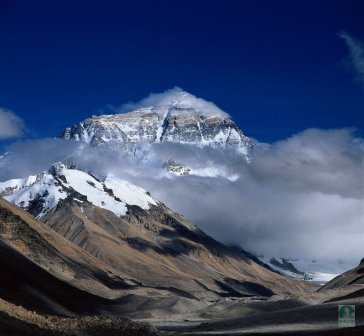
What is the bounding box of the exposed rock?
[164,160,191,176]
[269,257,306,276]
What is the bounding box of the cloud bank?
[0,128,363,263]
[135,129,364,262]
[339,31,364,87]
[0,108,26,139]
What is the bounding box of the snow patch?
[104,175,157,210]
[0,175,37,195]
[4,173,65,217]
[59,169,128,216]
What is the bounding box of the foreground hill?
[0,297,156,336]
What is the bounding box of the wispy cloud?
[339,31,364,86]
[118,87,230,117]
[0,108,26,139]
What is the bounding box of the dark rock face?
[164,160,191,176]
[270,257,306,276]
[26,191,49,218]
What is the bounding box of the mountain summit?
[59,90,254,156]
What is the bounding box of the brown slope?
[0,197,232,320]
[42,198,316,303]
[0,197,140,315]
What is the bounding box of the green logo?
[338,305,355,327]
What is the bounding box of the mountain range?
[0,90,353,285]
[0,90,362,334]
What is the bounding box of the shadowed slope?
[43,197,315,304]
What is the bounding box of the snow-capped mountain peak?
[0,162,157,218]
[58,90,254,156]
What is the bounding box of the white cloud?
[118,87,231,118]
[0,108,26,139]
[339,31,364,86]
[0,128,363,264]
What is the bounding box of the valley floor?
[152,288,364,336]
[1,289,364,336]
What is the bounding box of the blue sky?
[0,0,363,146]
